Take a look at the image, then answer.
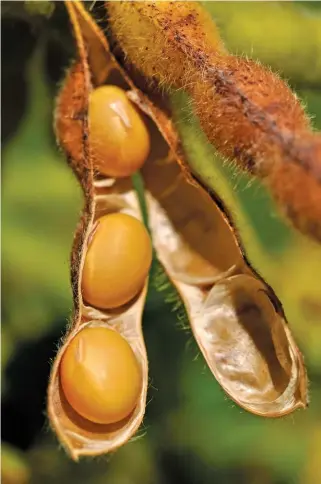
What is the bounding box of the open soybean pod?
[141,155,307,416]
[47,2,151,459]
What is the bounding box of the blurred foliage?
[24,1,55,18]
[203,1,321,89]
[2,2,321,484]
[1,443,30,484]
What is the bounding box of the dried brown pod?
[48,1,308,461]
[48,2,149,460]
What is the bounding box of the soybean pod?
[48,1,308,460]
[48,2,151,459]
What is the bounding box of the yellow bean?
[89,85,150,177]
[60,326,141,424]
[82,212,152,309]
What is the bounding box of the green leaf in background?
[2,44,82,347]
[24,1,54,18]
[1,443,31,484]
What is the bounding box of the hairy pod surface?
[48,1,308,461]
[107,0,321,242]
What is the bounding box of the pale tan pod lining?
[142,157,244,285]
[193,275,306,415]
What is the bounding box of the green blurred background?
[2,2,321,483]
